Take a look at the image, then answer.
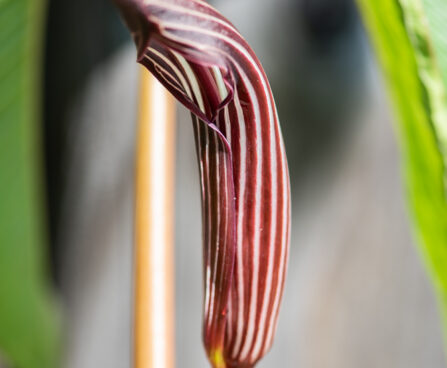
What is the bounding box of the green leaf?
[356,0,447,347]
[0,0,61,367]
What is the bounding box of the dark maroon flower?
[113,1,291,366]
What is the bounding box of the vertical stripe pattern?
[113,0,291,367]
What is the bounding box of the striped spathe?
[113,0,291,366]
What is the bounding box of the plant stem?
[134,68,176,368]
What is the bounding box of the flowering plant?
[113,0,291,366]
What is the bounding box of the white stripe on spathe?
[264,132,289,356]
[230,89,247,358]
[250,98,278,361]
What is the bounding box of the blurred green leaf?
[422,0,447,90]
[356,0,447,345]
[0,0,61,367]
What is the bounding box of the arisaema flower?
[112,0,291,366]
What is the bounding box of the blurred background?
[2,0,446,366]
